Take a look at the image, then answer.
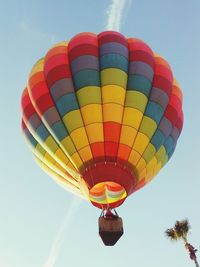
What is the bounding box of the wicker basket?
[98,217,124,246]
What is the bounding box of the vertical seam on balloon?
[112,102,128,163]
[156,103,183,168]
[98,34,106,165]
[116,44,149,176]
[28,65,82,174]
[22,117,79,186]
[116,37,130,165]
[126,47,156,173]
[35,152,79,188]
[98,36,128,164]
[43,45,87,173]
[67,38,96,176]
[34,155,82,197]
[23,87,80,181]
[136,75,176,177]
[135,76,179,180]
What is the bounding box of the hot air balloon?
[21,31,183,246]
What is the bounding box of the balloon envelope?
[21,31,183,209]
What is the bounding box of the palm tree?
[165,219,199,267]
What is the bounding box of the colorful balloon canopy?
[21,31,183,209]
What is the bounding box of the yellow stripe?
[78,146,93,163]
[133,132,150,154]
[61,136,77,156]
[138,168,146,180]
[44,136,58,153]
[128,149,141,167]
[77,86,101,106]
[125,91,147,112]
[52,41,67,48]
[120,125,137,147]
[155,145,167,163]
[103,103,123,123]
[70,127,89,150]
[81,104,102,125]
[143,143,156,162]
[101,68,128,88]
[86,123,104,143]
[71,152,84,170]
[34,144,79,186]
[29,58,44,77]
[122,107,143,129]
[136,157,146,174]
[34,156,83,198]
[102,85,125,105]
[63,110,84,132]
[140,116,157,139]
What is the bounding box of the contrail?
[105,0,132,32]
[42,197,82,267]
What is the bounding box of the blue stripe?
[100,42,128,58]
[100,54,128,73]
[145,101,164,124]
[51,121,68,140]
[56,93,79,116]
[36,125,49,141]
[151,130,165,150]
[164,136,174,154]
[25,130,38,147]
[73,70,100,91]
[168,147,175,159]
[127,75,152,96]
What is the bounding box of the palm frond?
[165,228,178,241]
[180,219,190,233]
[175,219,190,239]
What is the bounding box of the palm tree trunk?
[184,241,199,267]
[194,258,199,267]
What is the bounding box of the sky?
[0,0,200,267]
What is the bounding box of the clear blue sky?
[0,1,200,267]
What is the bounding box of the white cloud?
[42,197,82,267]
[105,0,132,32]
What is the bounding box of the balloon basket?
[98,214,124,246]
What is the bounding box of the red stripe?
[129,50,154,69]
[170,94,182,113]
[29,72,44,89]
[98,31,128,47]
[30,81,49,101]
[154,64,173,83]
[153,75,172,97]
[131,178,146,194]
[164,104,178,125]
[21,119,26,130]
[117,144,132,162]
[68,44,98,61]
[176,110,184,132]
[45,45,68,62]
[21,89,30,109]
[23,104,35,120]
[128,38,153,55]
[105,142,119,159]
[68,33,97,51]
[91,142,105,160]
[45,54,68,74]
[172,84,183,102]
[35,93,54,115]
[104,122,121,142]
[46,64,71,87]
[83,162,136,197]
